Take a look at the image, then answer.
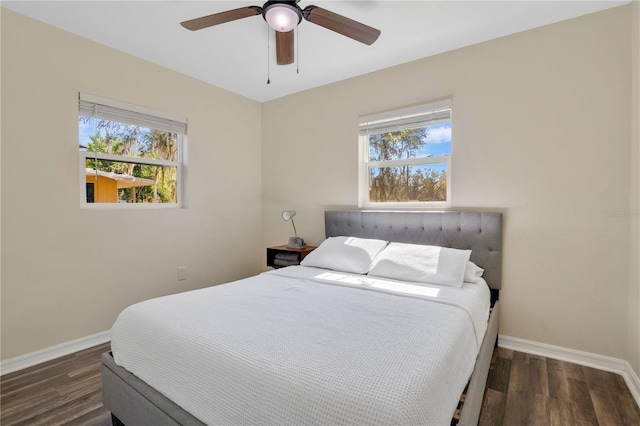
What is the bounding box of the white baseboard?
[0,330,110,376]
[499,335,640,407]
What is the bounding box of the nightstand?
[267,245,317,268]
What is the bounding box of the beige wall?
[630,0,640,375]
[1,9,263,359]
[263,6,634,361]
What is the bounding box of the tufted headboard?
[324,211,503,292]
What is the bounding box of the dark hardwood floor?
[1,342,639,425]
[478,347,640,426]
[1,342,112,426]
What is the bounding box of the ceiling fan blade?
[181,6,262,31]
[276,30,295,65]
[302,6,380,46]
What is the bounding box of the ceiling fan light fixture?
[263,2,301,32]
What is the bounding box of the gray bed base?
[102,210,503,426]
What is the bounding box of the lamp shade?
[263,3,301,32]
[282,210,296,221]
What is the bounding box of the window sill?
[80,203,182,210]
[359,201,451,210]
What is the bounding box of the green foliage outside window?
[81,117,178,203]
[368,128,447,202]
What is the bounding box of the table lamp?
[282,210,305,248]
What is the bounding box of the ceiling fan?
[180,0,381,66]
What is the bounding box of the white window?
[358,99,452,208]
[79,94,186,207]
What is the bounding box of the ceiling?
[2,1,629,103]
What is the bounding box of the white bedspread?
[111,266,490,426]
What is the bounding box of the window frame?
[358,99,452,209]
[78,93,187,209]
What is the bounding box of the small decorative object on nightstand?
[267,245,317,269]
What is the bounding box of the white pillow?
[300,236,388,274]
[368,242,471,287]
[464,261,484,283]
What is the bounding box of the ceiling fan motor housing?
[262,1,303,32]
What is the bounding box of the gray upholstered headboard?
[324,211,503,291]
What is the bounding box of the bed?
[102,210,502,426]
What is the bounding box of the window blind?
[359,99,451,136]
[79,93,187,135]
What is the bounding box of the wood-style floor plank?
[568,377,599,425]
[590,387,625,425]
[479,388,506,425]
[548,395,574,426]
[1,341,639,426]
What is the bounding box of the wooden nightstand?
[267,245,317,268]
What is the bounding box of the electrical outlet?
[177,267,187,281]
